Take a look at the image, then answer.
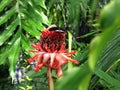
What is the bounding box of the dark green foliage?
[0,0,49,85]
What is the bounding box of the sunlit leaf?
[0,6,16,25]
[21,33,33,56]
[0,0,13,12]
[89,29,120,89]
[88,0,120,70]
[22,22,40,39]
[0,19,19,46]
[55,62,91,90]
[28,19,45,30]
[39,0,47,9]
[8,36,20,82]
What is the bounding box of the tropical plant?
[1,0,120,90]
[0,0,49,82]
[55,0,120,90]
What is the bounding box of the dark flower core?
[40,29,66,52]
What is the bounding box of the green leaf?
[22,21,40,39]
[8,36,20,82]
[0,0,13,12]
[39,0,47,9]
[78,73,91,90]
[28,19,45,30]
[0,19,19,46]
[27,67,46,78]
[21,33,33,56]
[21,1,49,25]
[55,62,91,90]
[88,0,120,70]
[0,25,21,65]
[88,35,101,70]
[40,12,50,25]
[0,46,10,65]
[4,29,21,81]
[95,69,120,88]
[100,0,120,30]
[89,29,120,89]
[0,6,16,25]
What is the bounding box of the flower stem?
[68,31,73,70]
[47,66,54,90]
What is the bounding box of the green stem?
[68,31,73,70]
[47,66,54,90]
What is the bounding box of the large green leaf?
[88,0,120,89]
[39,0,47,9]
[0,19,19,46]
[21,33,33,56]
[0,6,16,25]
[8,33,20,82]
[22,21,40,39]
[0,46,11,65]
[88,0,120,70]
[55,62,91,90]
[0,0,48,84]
[89,29,120,89]
[0,0,13,12]
[28,19,45,30]
[95,69,120,88]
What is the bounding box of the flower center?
[40,30,66,52]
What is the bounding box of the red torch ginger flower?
[27,25,79,77]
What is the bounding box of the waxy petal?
[36,54,43,66]
[56,66,63,78]
[50,53,55,67]
[61,54,79,64]
[43,53,50,65]
[27,54,39,63]
[55,54,68,67]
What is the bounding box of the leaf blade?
[0,0,13,12]
[95,69,120,88]
[8,36,20,82]
[0,6,16,25]
[0,19,19,46]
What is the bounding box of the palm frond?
[0,0,49,81]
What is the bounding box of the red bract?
[27,25,79,77]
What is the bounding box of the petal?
[61,54,79,64]
[39,43,46,52]
[44,43,51,52]
[29,50,38,52]
[67,51,76,55]
[58,43,67,53]
[27,54,38,63]
[34,64,43,72]
[34,67,39,72]
[43,53,50,65]
[49,53,56,67]
[38,64,44,69]
[56,66,63,78]
[31,43,38,49]
[36,54,43,66]
[51,60,59,69]
[55,54,68,66]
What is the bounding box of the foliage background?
[1,0,120,90]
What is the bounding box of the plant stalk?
[47,66,54,90]
[68,31,73,70]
